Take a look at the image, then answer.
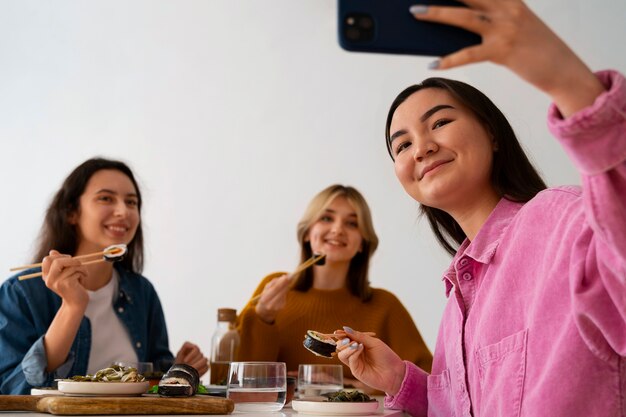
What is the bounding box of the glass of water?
[227,361,287,412]
[297,364,344,399]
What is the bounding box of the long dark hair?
[385,78,547,255]
[291,185,378,301]
[33,157,144,273]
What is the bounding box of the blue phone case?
[338,0,481,56]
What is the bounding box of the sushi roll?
[303,330,336,358]
[313,253,326,266]
[103,244,127,263]
[157,363,200,397]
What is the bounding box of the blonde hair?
[292,184,379,301]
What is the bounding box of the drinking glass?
[227,361,287,412]
[297,364,343,399]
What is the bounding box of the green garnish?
[150,384,207,394]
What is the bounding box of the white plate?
[292,399,379,415]
[57,380,150,396]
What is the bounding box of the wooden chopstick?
[12,245,126,281]
[249,253,326,305]
[10,247,121,272]
[292,253,325,276]
[12,249,120,271]
[17,258,109,281]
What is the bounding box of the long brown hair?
[385,78,547,255]
[291,185,379,301]
[33,157,144,273]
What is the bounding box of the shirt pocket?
[475,328,528,417]
[427,368,456,417]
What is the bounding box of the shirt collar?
[442,197,525,296]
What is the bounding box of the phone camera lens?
[345,27,360,41]
[343,13,375,43]
[358,16,373,30]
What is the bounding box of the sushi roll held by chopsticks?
[303,329,377,358]
[10,244,128,281]
[303,330,337,358]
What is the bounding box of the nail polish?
[428,60,441,70]
[409,5,428,14]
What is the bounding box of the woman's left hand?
[411,0,605,116]
[175,341,209,376]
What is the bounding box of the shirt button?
[136,342,142,348]
[459,258,469,267]
[462,272,472,281]
[118,307,125,313]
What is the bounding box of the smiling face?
[305,196,364,264]
[71,169,141,255]
[389,87,498,212]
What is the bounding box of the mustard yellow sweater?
[237,272,433,378]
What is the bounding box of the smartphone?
[338,0,481,56]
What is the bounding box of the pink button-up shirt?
[386,70,626,417]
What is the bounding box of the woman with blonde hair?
[237,184,432,391]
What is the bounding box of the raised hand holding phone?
[410,0,605,116]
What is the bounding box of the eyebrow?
[95,189,138,198]
[324,208,357,218]
[389,104,455,145]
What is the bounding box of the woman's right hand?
[254,274,291,324]
[336,328,407,396]
[42,250,89,310]
[411,0,605,117]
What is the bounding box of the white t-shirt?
[84,269,137,375]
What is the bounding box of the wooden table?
[0,395,407,417]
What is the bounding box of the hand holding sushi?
[335,327,406,397]
[175,341,209,376]
[254,273,292,324]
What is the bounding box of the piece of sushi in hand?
[103,244,127,263]
[303,330,336,358]
[157,364,200,397]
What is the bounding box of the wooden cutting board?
[0,395,234,415]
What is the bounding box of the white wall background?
[1,0,624,365]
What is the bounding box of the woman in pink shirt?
[335,1,626,416]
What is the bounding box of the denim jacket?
[0,265,174,394]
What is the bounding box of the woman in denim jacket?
[0,158,208,394]
[336,0,625,416]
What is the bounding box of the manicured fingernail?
[340,338,350,346]
[409,5,428,14]
[358,343,363,349]
[428,59,440,70]
[350,342,358,349]
[343,326,354,334]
